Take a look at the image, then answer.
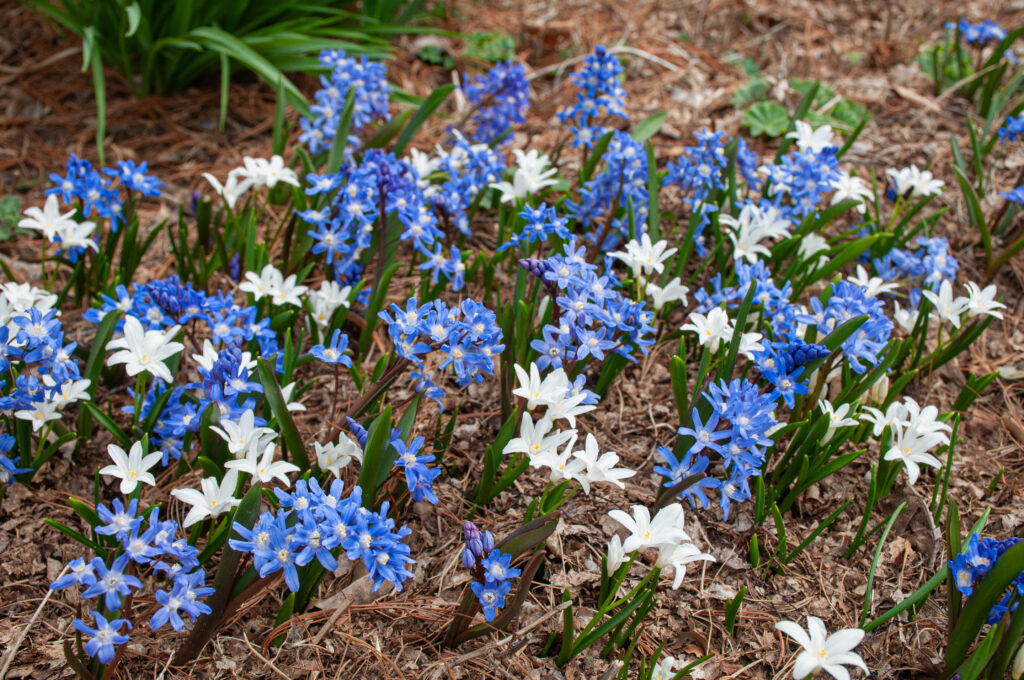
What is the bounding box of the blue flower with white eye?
[470,579,512,622]
[82,555,143,610]
[73,611,131,663]
[95,498,142,538]
[480,549,521,583]
[311,329,353,367]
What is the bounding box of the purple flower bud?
[461,548,476,569]
[481,530,495,553]
[190,191,201,213]
[518,257,551,279]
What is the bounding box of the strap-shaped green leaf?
[257,357,309,471]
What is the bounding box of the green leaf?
[257,358,309,471]
[327,88,356,174]
[356,405,394,505]
[742,101,790,137]
[44,518,103,553]
[82,402,131,448]
[393,83,455,155]
[631,112,667,142]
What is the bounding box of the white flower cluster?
[203,155,300,209]
[506,362,634,494]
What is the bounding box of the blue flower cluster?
[656,378,779,520]
[662,128,729,253]
[558,44,627,148]
[300,49,392,154]
[761,147,840,222]
[346,417,442,505]
[565,130,649,248]
[998,115,1024,144]
[461,521,520,622]
[462,60,531,144]
[949,535,1023,624]
[47,154,163,230]
[84,276,283,464]
[946,18,1007,45]
[520,238,655,368]
[802,280,893,374]
[230,479,414,593]
[51,503,212,661]
[379,297,504,404]
[1,301,88,480]
[874,235,959,296]
[435,133,507,237]
[497,202,570,253]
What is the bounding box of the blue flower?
[81,555,143,610]
[73,611,131,663]
[481,549,521,583]
[311,329,353,367]
[462,61,531,144]
[471,579,512,622]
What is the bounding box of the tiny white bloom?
[99,441,162,494]
[18,194,80,241]
[105,316,184,384]
[226,444,299,485]
[775,616,868,680]
[680,308,733,353]
[171,469,241,527]
[314,435,363,477]
[963,282,1006,320]
[611,234,677,277]
[787,120,836,154]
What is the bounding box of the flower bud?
[460,548,476,569]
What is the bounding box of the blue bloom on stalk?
[254,523,302,592]
[301,49,392,154]
[677,408,730,456]
[311,329,353,367]
[946,18,1006,45]
[95,498,142,538]
[462,61,531,144]
[948,534,1024,623]
[998,115,1024,144]
[558,45,627,140]
[105,160,164,197]
[82,555,143,610]
[654,446,720,509]
[471,579,512,622]
[0,449,32,486]
[481,549,521,583]
[73,611,131,663]
[50,557,97,591]
[1000,186,1024,204]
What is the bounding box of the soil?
[1,0,1024,678]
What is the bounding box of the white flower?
[570,433,636,494]
[13,400,61,432]
[651,656,678,680]
[280,381,307,412]
[203,171,254,209]
[721,203,791,263]
[18,194,80,241]
[611,234,677,277]
[883,408,949,486]
[209,409,275,457]
[608,503,690,554]
[922,280,970,329]
[775,616,868,680]
[860,401,907,437]
[308,280,352,328]
[646,277,689,311]
[655,541,716,589]
[529,433,586,484]
[504,413,577,462]
[105,315,184,384]
[55,219,99,253]
[546,391,596,427]
[489,149,558,202]
[893,302,920,333]
[798,234,831,268]
[848,265,898,298]
[886,165,944,198]
[406,148,441,197]
[239,155,300,189]
[680,307,733,352]
[738,331,764,360]
[239,264,307,306]
[830,171,873,214]
[99,441,162,494]
[314,435,362,476]
[963,282,1006,320]
[820,400,858,442]
[787,120,836,154]
[606,534,627,572]
[226,444,299,485]
[512,363,569,411]
[171,469,241,527]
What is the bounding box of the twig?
[0,565,67,678]
[446,601,570,666]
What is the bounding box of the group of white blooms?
[18,195,98,254]
[1,283,92,430]
[238,263,353,330]
[203,155,300,209]
[506,362,633,494]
